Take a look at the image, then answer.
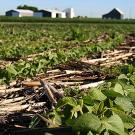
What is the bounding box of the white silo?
[63,8,75,18]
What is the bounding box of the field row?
[0,23,135,135]
[0,23,135,83]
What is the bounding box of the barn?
[34,9,66,18]
[102,8,124,19]
[6,9,34,17]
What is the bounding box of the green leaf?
[104,131,110,135]
[113,83,124,95]
[118,74,128,80]
[6,65,18,75]
[84,105,93,113]
[57,97,77,108]
[128,92,135,107]
[83,95,94,106]
[18,62,31,74]
[49,111,62,126]
[98,101,104,113]
[124,85,135,93]
[71,105,83,118]
[130,74,135,86]
[36,59,47,72]
[72,113,101,133]
[112,107,135,129]
[128,92,135,102]
[103,89,122,98]
[130,132,135,135]
[87,131,93,135]
[115,97,134,112]
[90,88,107,101]
[103,114,124,135]
[119,113,135,129]
[44,133,53,135]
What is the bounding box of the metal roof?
[114,8,124,15]
[40,9,65,14]
[9,9,33,13]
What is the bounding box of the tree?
[17,5,38,12]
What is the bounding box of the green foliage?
[1,20,135,134]
[34,73,135,135]
[102,114,125,135]
[70,28,87,41]
[72,113,101,133]
[115,97,134,112]
[1,17,135,24]
[0,23,125,83]
[57,97,78,108]
[17,4,38,12]
[88,88,107,101]
[113,83,124,95]
[2,22,134,134]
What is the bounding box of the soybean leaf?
[103,89,122,98]
[112,107,135,129]
[127,92,135,106]
[119,113,135,129]
[83,95,94,106]
[128,92,135,102]
[57,97,77,108]
[90,88,107,101]
[49,111,62,126]
[71,105,83,118]
[115,97,134,112]
[124,85,135,93]
[118,74,128,80]
[102,114,124,135]
[130,74,135,86]
[113,83,124,95]
[6,65,18,75]
[72,113,101,133]
[87,131,93,135]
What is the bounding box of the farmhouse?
[6,9,34,17]
[102,8,124,19]
[34,9,66,18]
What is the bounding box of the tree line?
[17,5,38,12]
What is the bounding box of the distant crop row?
[0,16,135,24]
[0,23,135,59]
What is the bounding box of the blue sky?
[1,0,135,18]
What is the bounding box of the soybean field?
[0,22,135,135]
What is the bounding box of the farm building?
[63,8,75,18]
[102,8,124,19]
[6,9,34,17]
[34,9,66,18]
